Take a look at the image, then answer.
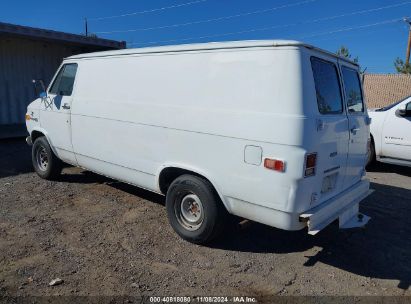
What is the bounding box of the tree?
[336,46,359,63]
[394,57,411,74]
[87,33,99,38]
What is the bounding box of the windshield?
[375,96,410,111]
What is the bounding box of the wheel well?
[369,133,376,152]
[158,167,205,194]
[31,130,45,142]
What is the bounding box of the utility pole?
[404,17,411,65]
[84,17,88,37]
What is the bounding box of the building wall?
[0,36,116,138]
[363,74,411,109]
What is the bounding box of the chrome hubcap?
[177,193,204,231]
[36,147,48,171]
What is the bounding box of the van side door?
[40,63,78,164]
[339,63,368,189]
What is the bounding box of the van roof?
[67,39,358,65]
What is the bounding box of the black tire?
[166,174,226,244]
[366,139,376,168]
[32,136,62,180]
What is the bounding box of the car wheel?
[166,174,226,244]
[366,139,376,167]
[32,136,62,180]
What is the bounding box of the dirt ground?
[0,138,410,299]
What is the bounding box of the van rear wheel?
[32,136,62,180]
[166,174,226,244]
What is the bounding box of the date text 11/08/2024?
[149,296,257,303]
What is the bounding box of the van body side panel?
[26,40,369,234]
[70,48,307,220]
[66,45,368,232]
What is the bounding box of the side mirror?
[397,108,406,116]
[397,102,411,117]
[365,116,372,125]
[32,79,47,99]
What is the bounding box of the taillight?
[304,153,317,177]
[264,158,285,172]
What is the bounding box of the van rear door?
[339,63,368,190]
[309,56,349,204]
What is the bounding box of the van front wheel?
[166,174,226,244]
[32,136,62,180]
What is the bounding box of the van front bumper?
[300,179,372,235]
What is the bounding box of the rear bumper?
[300,179,372,235]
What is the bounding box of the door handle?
[350,127,360,134]
[62,103,70,110]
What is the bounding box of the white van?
[26,40,372,244]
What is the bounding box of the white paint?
[26,40,371,233]
[244,145,262,166]
[369,96,411,165]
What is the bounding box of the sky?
[2,0,411,73]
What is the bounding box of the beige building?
[363,74,411,109]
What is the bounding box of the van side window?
[311,57,343,115]
[341,66,364,113]
[49,63,78,96]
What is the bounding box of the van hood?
[27,98,42,111]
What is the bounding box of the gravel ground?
[0,138,410,299]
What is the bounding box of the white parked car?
[368,96,411,167]
[26,40,372,244]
